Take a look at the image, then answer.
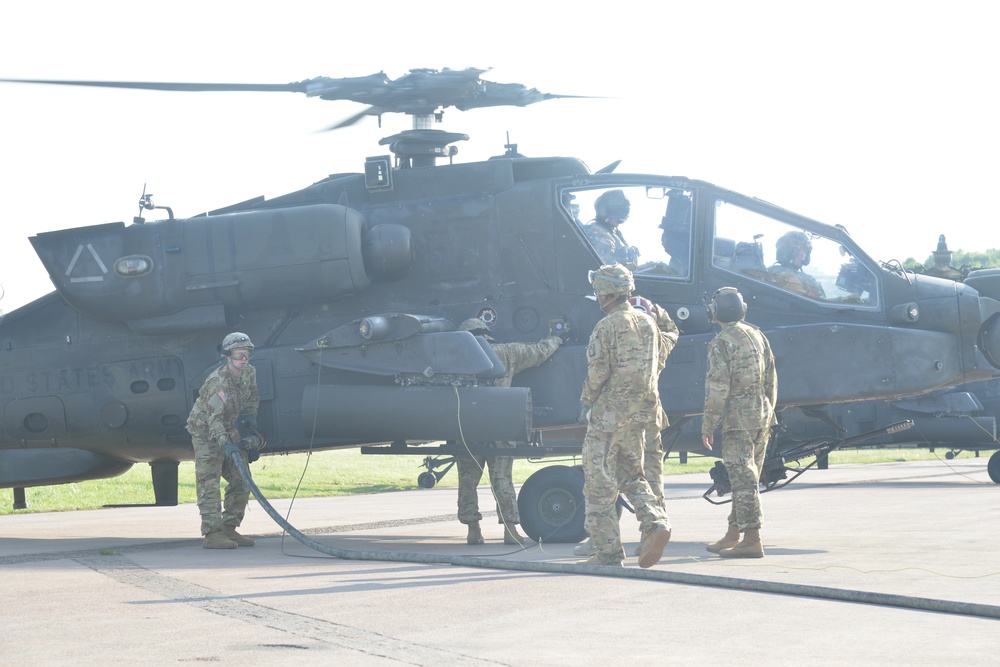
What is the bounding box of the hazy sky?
[1,1,996,311]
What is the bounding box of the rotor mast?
[379,112,468,169]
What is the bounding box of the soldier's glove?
[628,296,655,315]
[240,433,266,452]
[626,246,641,265]
[237,412,258,438]
[549,318,571,342]
[578,406,591,424]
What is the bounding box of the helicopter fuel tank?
[29,204,412,334]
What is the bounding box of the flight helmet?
[594,189,630,224]
[775,231,812,266]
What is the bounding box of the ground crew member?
[579,264,672,568]
[701,287,778,558]
[186,332,261,549]
[573,293,682,558]
[456,318,564,545]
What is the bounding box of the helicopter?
[2,68,1000,543]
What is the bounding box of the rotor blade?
[0,77,306,93]
[318,106,382,132]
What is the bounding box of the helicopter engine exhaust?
[302,385,531,443]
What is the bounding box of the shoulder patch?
[207,390,227,411]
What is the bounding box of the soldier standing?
[631,296,680,525]
[574,294,681,559]
[579,264,672,568]
[186,332,260,549]
[701,288,778,558]
[456,318,564,545]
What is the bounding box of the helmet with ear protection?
[708,287,747,323]
[594,189,630,224]
[220,332,254,356]
[776,231,812,266]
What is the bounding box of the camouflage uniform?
[701,320,777,530]
[186,363,260,536]
[457,336,563,526]
[581,301,671,564]
[642,302,679,512]
[584,221,640,269]
[767,264,825,299]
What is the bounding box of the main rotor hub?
[378,129,469,168]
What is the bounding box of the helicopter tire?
[988,450,1000,485]
[417,472,437,489]
[517,465,587,543]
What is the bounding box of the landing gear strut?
[417,455,456,489]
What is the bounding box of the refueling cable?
[225,443,1000,621]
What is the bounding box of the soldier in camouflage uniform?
[456,318,564,546]
[583,189,640,269]
[579,264,672,568]
[630,295,679,519]
[574,294,681,559]
[186,332,260,549]
[767,231,825,299]
[701,288,778,558]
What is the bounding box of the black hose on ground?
[227,445,1000,621]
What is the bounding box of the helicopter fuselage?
[3,153,1000,500]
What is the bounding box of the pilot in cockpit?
[583,189,640,269]
[768,231,826,299]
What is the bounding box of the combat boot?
[633,530,648,557]
[706,524,741,553]
[223,526,255,547]
[719,527,764,558]
[577,554,623,567]
[637,524,671,568]
[466,521,485,545]
[503,522,531,546]
[573,538,596,557]
[203,530,238,549]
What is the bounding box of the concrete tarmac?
[2,457,999,665]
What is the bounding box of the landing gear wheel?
[417,471,437,489]
[988,450,1000,484]
[517,465,586,543]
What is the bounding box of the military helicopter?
[2,68,1000,543]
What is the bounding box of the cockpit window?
[713,200,877,306]
[562,186,693,279]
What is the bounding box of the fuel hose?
[227,444,1000,621]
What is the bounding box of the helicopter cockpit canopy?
[563,183,878,308]
[564,185,694,279]
[712,200,878,307]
